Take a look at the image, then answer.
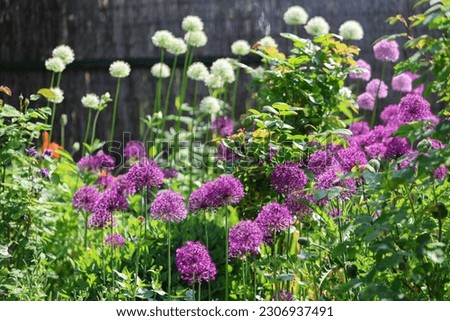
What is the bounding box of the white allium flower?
[52,45,75,64]
[48,87,64,104]
[339,20,364,40]
[184,31,208,47]
[305,16,330,37]
[204,73,225,89]
[167,37,188,55]
[187,62,209,81]
[109,60,131,78]
[181,15,204,32]
[151,63,171,78]
[259,36,278,48]
[45,57,66,73]
[81,93,100,109]
[152,30,175,49]
[231,40,251,56]
[283,6,309,25]
[339,87,352,99]
[210,58,235,84]
[199,96,221,114]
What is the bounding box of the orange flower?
[42,132,63,159]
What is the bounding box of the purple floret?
[270,163,307,194]
[228,220,263,258]
[175,241,217,284]
[150,190,187,222]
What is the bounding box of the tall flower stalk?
[109,60,131,142]
[230,40,251,121]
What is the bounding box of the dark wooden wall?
[0,0,420,151]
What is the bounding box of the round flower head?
[211,116,234,137]
[380,104,400,124]
[357,92,375,110]
[204,73,225,89]
[167,37,187,56]
[176,241,217,284]
[39,168,50,179]
[349,121,370,136]
[231,40,251,56]
[73,185,100,212]
[199,96,221,114]
[94,188,128,214]
[89,152,116,172]
[315,166,356,204]
[124,141,146,160]
[434,164,448,180]
[255,202,293,242]
[212,175,244,207]
[184,31,208,47]
[125,158,164,194]
[150,190,187,222]
[366,79,388,98]
[96,172,116,190]
[187,62,209,81]
[373,39,399,62]
[181,15,204,32]
[307,150,336,175]
[398,94,433,123]
[48,87,64,104]
[109,60,131,78]
[259,36,278,48]
[210,58,235,84]
[386,137,412,158]
[365,142,387,159]
[105,233,126,248]
[152,30,175,49]
[392,73,413,93]
[45,57,66,73]
[285,192,314,218]
[189,181,215,212]
[52,45,75,64]
[283,6,308,25]
[151,63,171,78]
[349,59,371,81]
[81,93,100,109]
[305,16,330,37]
[405,71,425,95]
[228,220,263,258]
[88,210,115,229]
[163,168,179,179]
[335,146,368,172]
[270,163,307,194]
[339,20,364,40]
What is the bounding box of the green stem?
[49,72,62,142]
[109,78,122,142]
[84,211,88,249]
[60,123,65,148]
[188,82,199,196]
[153,49,165,115]
[225,206,229,301]
[90,109,102,146]
[167,221,172,300]
[370,62,386,128]
[110,223,115,299]
[159,55,179,144]
[231,56,242,121]
[82,108,92,155]
[242,259,247,300]
[198,282,201,301]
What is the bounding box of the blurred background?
[0,0,422,153]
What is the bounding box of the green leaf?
[38,88,56,100]
[0,245,11,259]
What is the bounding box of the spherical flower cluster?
[109,60,131,78]
[45,57,66,73]
[125,158,164,194]
[373,39,399,62]
[81,93,100,109]
[255,202,293,242]
[259,36,277,48]
[88,210,114,229]
[307,150,336,175]
[199,96,221,114]
[380,104,400,124]
[187,62,209,81]
[175,241,217,284]
[228,220,263,258]
[335,146,368,172]
[204,73,225,89]
[152,30,175,49]
[181,15,204,32]
[285,192,314,218]
[150,190,187,222]
[349,59,371,81]
[434,164,448,180]
[366,79,388,98]
[392,73,413,93]
[231,40,251,56]
[151,63,171,78]
[77,152,115,172]
[283,6,309,25]
[167,37,187,56]
[305,16,330,37]
[184,31,208,47]
[339,20,364,40]
[121,141,145,160]
[405,71,424,95]
[315,167,356,204]
[88,188,128,229]
[96,173,116,190]
[210,58,235,84]
[398,94,433,123]
[211,116,234,137]
[48,87,64,104]
[386,137,412,158]
[349,121,370,136]
[52,45,75,65]
[270,163,307,194]
[104,233,126,248]
[365,142,388,159]
[163,168,179,179]
[72,185,100,212]
[357,92,375,110]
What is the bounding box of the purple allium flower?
[72,185,100,212]
[373,39,399,62]
[189,181,215,212]
[255,202,293,242]
[366,79,388,98]
[163,168,179,179]
[175,241,217,284]
[93,188,128,216]
[39,168,50,178]
[357,92,375,110]
[211,116,234,137]
[216,142,240,163]
[209,175,245,207]
[392,73,413,93]
[307,150,335,175]
[349,121,370,136]
[404,71,424,95]
[88,210,115,229]
[349,59,371,81]
[77,156,91,170]
[380,104,400,125]
[96,173,116,190]
[26,147,38,157]
[365,142,387,159]
[272,290,293,301]
[150,190,187,222]
[104,233,126,248]
[270,163,307,194]
[330,209,342,218]
[335,146,367,172]
[125,158,164,194]
[77,152,116,172]
[228,220,263,258]
[285,192,314,218]
[124,141,146,160]
[398,94,433,123]
[366,125,394,145]
[434,164,448,180]
[315,166,356,204]
[386,137,412,158]
[42,149,53,158]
